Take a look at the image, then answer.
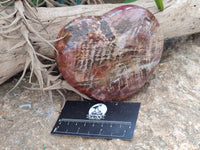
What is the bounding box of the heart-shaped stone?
[55,5,164,101]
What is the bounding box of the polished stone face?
[55,5,164,101]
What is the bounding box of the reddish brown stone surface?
[55,5,164,101]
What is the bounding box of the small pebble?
[19,104,31,109]
[11,114,16,117]
[13,93,19,96]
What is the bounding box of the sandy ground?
[0,34,200,149]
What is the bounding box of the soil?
[0,34,200,149]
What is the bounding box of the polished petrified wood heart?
[55,5,164,101]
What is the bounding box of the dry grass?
[0,0,92,108]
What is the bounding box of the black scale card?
[51,101,140,140]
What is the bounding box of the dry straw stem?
[0,0,200,100]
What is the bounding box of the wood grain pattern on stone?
[55,5,164,101]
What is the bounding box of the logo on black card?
[87,103,107,120]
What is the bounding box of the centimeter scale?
[51,101,140,140]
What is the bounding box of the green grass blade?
[154,0,164,10]
[124,0,138,3]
